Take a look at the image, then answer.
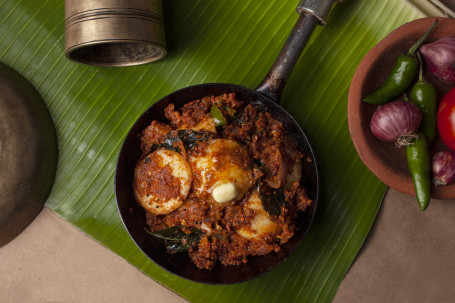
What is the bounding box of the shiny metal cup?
[65,0,166,67]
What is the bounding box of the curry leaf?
[165,240,194,253]
[260,188,286,217]
[177,129,212,150]
[146,226,203,253]
[149,136,183,154]
[148,129,212,154]
[146,226,203,241]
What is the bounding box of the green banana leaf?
[0,0,422,302]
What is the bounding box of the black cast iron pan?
[116,0,335,284]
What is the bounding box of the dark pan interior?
[115,83,318,284]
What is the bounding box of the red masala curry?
[133,93,311,270]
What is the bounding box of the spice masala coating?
[133,93,312,270]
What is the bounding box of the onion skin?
[370,100,422,147]
[420,35,455,85]
[431,150,455,186]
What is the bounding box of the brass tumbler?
[65,0,166,67]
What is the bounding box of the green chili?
[210,105,227,127]
[406,133,431,211]
[409,53,437,144]
[363,19,438,106]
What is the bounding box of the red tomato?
[438,87,455,151]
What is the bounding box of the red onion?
[420,35,455,85]
[431,150,455,186]
[370,100,422,147]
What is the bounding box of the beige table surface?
[1,188,454,303]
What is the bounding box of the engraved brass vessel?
[65,0,166,67]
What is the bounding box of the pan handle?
[255,0,336,102]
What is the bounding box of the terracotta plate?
[348,17,455,199]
